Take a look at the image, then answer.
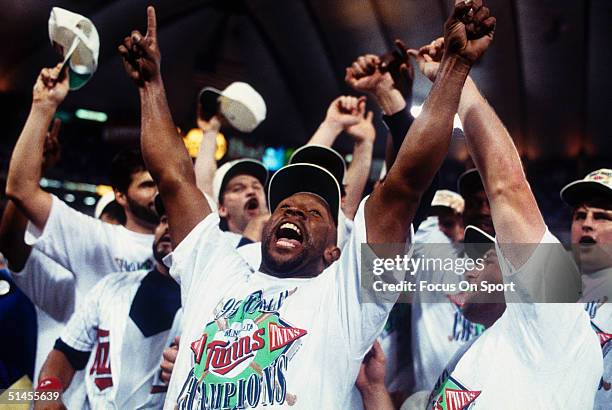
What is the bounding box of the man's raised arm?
[5,67,67,231]
[118,6,209,247]
[365,0,496,244]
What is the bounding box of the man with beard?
[561,169,612,408]
[34,197,180,410]
[409,25,600,410]
[5,63,157,294]
[119,1,493,407]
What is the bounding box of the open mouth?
[579,236,596,245]
[159,234,172,244]
[275,221,304,249]
[245,198,259,211]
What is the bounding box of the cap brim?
[560,180,612,207]
[268,163,340,225]
[457,168,483,196]
[220,159,269,197]
[289,145,346,186]
[464,225,495,259]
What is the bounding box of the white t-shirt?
[411,217,484,393]
[164,198,405,409]
[25,195,155,292]
[427,230,602,409]
[585,297,612,409]
[61,269,181,410]
[10,249,87,410]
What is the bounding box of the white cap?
[200,82,266,133]
[431,190,465,214]
[94,191,116,219]
[48,7,99,90]
[212,159,268,204]
[560,168,612,207]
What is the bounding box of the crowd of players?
[0,1,610,409]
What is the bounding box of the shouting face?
[260,193,339,278]
[219,174,267,234]
[571,201,612,274]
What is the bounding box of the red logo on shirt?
[203,328,266,375]
[269,323,307,351]
[597,331,612,347]
[444,389,481,410]
[90,329,113,391]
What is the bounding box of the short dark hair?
[109,148,147,194]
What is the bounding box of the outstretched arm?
[343,98,375,220]
[194,116,221,198]
[459,77,544,259]
[307,95,362,146]
[119,7,209,247]
[365,0,496,244]
[6,67,67,231]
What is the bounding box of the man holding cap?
[561,169,612,408]
[120,3,492,407]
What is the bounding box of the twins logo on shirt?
[177,289,307,409]
[429,374,481,410]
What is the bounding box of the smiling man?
[119,2,492,407]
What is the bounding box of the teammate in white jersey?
[118,3,485,407]
[34,197,180,410]
[5,64,157,283]
[394,2,601,406]
[561,168,612,409]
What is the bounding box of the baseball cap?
[268,163,341,226]
[199,82,266,133]
[431,190,465,214]
[560,169,612,207]
[213,159,269,203]
[48,7,99,90]
[289,144,346,186]
[94,191,117,219]
[464,225,495,259]
[457,168,484,197]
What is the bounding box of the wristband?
[36,376,63,392]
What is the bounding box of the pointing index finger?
[146,6,157,39]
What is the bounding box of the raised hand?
[444,0,496,64]
[380,39,415,98]
[324,95,364,131]
[345,54,394,97]
[409,37,445,82]
[33,64,69,108]
[118,6,161,86]
[346,98,375,144]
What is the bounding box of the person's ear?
[115,190,127,208]
[218,205,229,218]
[323,245,341,266]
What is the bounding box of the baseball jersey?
[585,297,612,409]
[9,249,88,410]
[25,195,155,292]
[411,216,484,393]
[163,198,407,409]
[427,229,601,409]
[59,269,181,410]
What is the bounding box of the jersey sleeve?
[9,249,76,322]
[59,275,109,353]
[496,229,587,364]
[24,195,115,274]
[334,197,413,359]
